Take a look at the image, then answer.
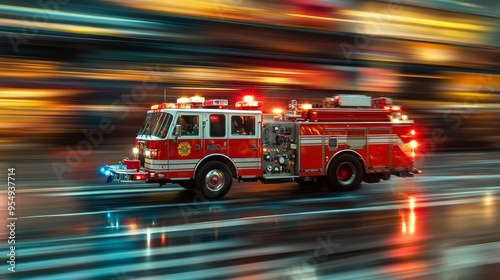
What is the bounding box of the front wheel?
[196,161,232,199]
[327,154,363,191]
[178,180,195,190]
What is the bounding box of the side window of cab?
[209,114,226,137]
[175,115,199,136]
[231,115,255,135]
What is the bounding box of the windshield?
[138,112,173,138]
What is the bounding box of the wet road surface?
[3,151,500,279]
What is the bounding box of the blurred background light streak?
[0,0,498,182]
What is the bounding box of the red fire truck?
[100,94,420,198]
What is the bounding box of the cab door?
[203,113,229,157]
[167,114,203,179]
[228,114,262,178]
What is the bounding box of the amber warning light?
[150,96,230,110]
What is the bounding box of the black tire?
[362,173,381,184]
[294,177,325,191]
[327,154,363,191]
[178,180,195,190]
[196,161,232,199]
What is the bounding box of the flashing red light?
[409,139,418,158]
[297,104,312,110]
[410,140,418,149]
[243,95,254,102]
[151,103,178,110]
[135,174,145,180]
[272,108,284,115]
[385,105,402,112]
[236,100,263,109]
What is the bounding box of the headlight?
[133,147,139,155]
[145,149,158,159]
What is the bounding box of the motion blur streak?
[0,0,498,154]
[0,4,162,37]
[5,152,500,279]
[0,0,499,279]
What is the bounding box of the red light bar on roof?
[243,95,254,102]
[151,103,177,110]
[203,99,228,108]
[190,96,205,103]
[172,96,206,108]
[190,96,205,108]
[236,100,263,109]
[176,96,205,107]
[177,97,190,104]
[163,103,178,109]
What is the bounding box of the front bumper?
[100,164,148,183]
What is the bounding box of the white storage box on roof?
[336,94,372,107]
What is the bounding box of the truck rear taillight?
[410,130,418,158]
[410,140,418,149]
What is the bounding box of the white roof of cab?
[148,108,263,114]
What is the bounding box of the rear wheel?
[363,173,381,184]
[196,161,232,199]
[327,154,362,191]
[295,176,325,191]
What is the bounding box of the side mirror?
[173,125,181,143]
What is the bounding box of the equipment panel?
[261,122,297,177]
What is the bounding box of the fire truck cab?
[100,95,419,199]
